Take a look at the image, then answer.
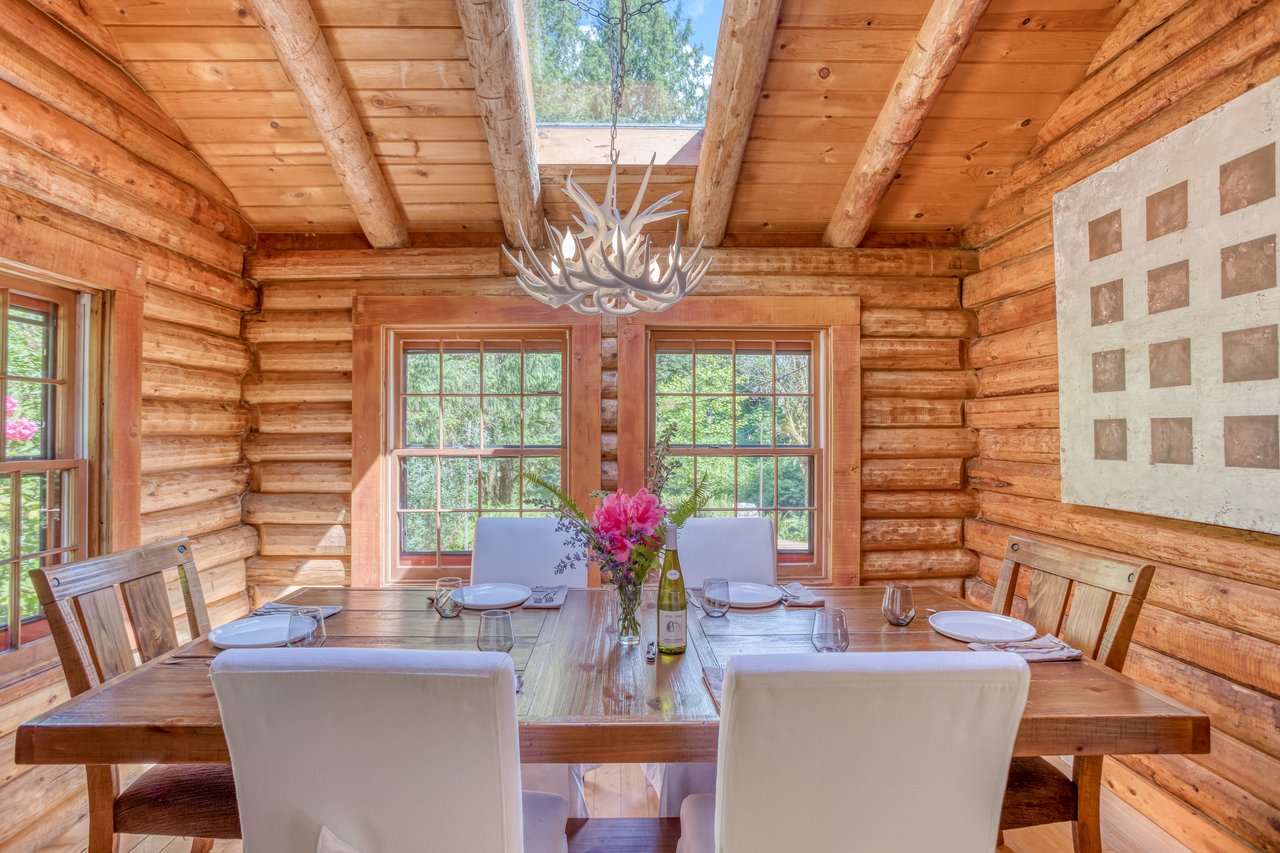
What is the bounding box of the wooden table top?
[15,587,1208,766]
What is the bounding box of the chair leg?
[86,766,121,853]
[1072,756,1103,853]
[190,840,215,853]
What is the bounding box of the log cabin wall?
[239,246,980,605]
[0,0,259,846]
[959,1,1280,849]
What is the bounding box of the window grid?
[650,332,822,565]
[393,335,567,571]
[0,284,86,655]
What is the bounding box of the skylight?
[523,0,722,129]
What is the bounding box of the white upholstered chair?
[210,648,569,853]
[675,516,776,589]
[675,651,1030,853]
[646,515,777,817]
[473,516,588,589]
[473,516,592,818]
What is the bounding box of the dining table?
[14,586,1209,768]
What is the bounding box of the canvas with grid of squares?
[1053,77,1279,534]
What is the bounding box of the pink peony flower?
[592,490,630,539]
[627,488,666,537]
[608,534,633,563]
[5,417,37,441]
[4,395,16,417]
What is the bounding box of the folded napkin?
[967,633,1083,662]
[703,665,724,710]
[780,582,826,608]
[317,827,361,853]
[254,603,343,620]
[522,585,569,608]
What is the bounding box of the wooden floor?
[39,764,1190,852]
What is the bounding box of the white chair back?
[676,516,776,588]
[473,517,587,588]
[715,652,1029,853]
[211,648,525,853]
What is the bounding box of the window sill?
[0,635,61,693]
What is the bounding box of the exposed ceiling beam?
[823,0,991,248]
[248,0,409,249]
[456,0,543,247]
[689,0,782,247]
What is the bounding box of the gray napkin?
[780,582,825,608]
[522,585,569,608]
[254,603,343,619]
[967,633,1083,662]
[703,665,724,710]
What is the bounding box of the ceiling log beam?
[456,0,543,247]
[689,0,783,247]
[823,0,991,248]
[248,0,409,249]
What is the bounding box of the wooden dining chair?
[29,537,240,853]
[991,535,1155,853]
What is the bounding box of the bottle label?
[658,609,687,648]
[666,569,681,581]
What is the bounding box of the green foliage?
[524,0,711,126]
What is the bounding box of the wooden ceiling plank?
[454,0,542,246]
[246,0,409,248]
[822,0,992,248]
[689,0,783,247]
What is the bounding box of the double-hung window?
[650,332,823,574]
[390,332,568,581]
[0,277,88,658]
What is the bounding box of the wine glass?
[286,606,325,647]
[477,610,515,654]
[702,577,730,618]
[434,577,464,619]
[811,608,849,653]
[882,583,916,626]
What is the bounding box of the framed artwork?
[1053,77,1279,534]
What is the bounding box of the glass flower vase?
[615,582,642,646]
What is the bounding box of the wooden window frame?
[617,297,860,585]
[352,297,602,588]
[0,268,140,687]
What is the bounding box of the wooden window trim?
[352,297,602,588]
[617,297,860,586]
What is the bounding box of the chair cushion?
[675,792,715,853]
[1000,756,1079,830]
[114,763,240,839]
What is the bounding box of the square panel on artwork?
[1053,78,1279,534]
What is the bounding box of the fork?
[776,585,798,601]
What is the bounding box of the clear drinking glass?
[811,607,849,653]
[881,583,916,626]
[702,577,730,618]
[477,609,515,653]
[286,606,326,647]
[433,577,464,618]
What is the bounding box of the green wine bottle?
[657,522,687,655]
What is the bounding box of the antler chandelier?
[503,0,710,316]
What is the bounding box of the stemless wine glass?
[286,606,326,647]
[881,582,916,626]
[433,577,464,619]
[702,577,730,618]
[811,607,849,653]
[477,610,515,654]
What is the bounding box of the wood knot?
[817,66,831,80]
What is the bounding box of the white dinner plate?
[208,614,313,649]
[722,581,783,609]
[928,611,1037,644]
[457,582,533,610]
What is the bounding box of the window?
[616,297,860,585]
[391,332,568,580]
[0,278,88,656]
[650,332,822,571]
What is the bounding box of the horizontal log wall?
[961,2,1280,848]
[0,0,257,846]
[242,249,979,603]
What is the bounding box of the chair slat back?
[30,538,210,695]
[992,536,1154,670]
